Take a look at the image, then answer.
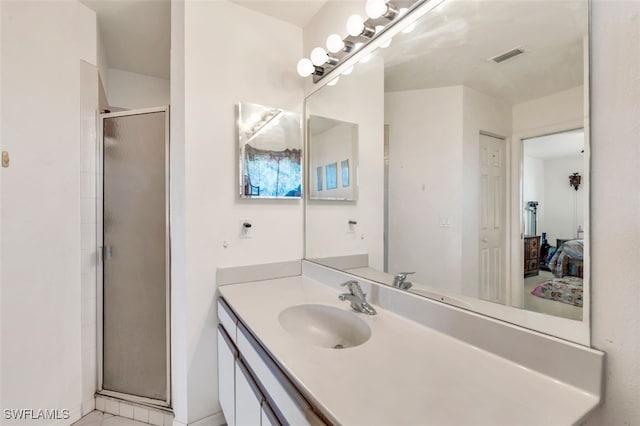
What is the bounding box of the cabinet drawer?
[261,402,281,426]
[218,298,238,343]
[237,323,326,426]
[217,326,237,426]
[235,358,264,426]
[526,259,538,271]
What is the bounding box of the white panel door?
[235,359,263,426]
[479,133,507,303]
[217,328,236,426]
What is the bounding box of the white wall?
[169,0,188,422]
[79,60,99,415]
[542,155,585,244]
[1,1,97,423]
[586,2,640,423]
[309,122,357,200]
[174,1,304,423]
[97,25,109,94]
[305,61,385,265]
[522,155,545,234]
[384,86,511,296]
[385,86,464,292]
[106,68,170,110]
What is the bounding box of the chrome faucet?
[339,280,377,315]
[392,272,414,290]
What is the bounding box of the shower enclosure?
[97,107,170,406]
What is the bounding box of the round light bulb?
[327,77,340,87]
[380,38,392,48]
[342,66,354,76]
[346,14,365,37]
[326,34,345,53]
[366,0,388,19]
[310,47,328,66]
[296,58,314,77]
[402,22,416,34]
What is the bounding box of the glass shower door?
[101,108,169,404]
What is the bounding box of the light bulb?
[296,58,314,77]
[366,0,388,19]
[347,14,365,36]
[326,34,345,53]
[380,38,392,48]
[327,77,339,86]
[402,22,416,34]
[310,47,328,66]
[342,66,354,76]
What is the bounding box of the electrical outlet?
[240,219,253,238]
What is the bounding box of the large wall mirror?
[304,0,590,344]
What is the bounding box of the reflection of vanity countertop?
[219,275,602,425]
[346,266,473,309]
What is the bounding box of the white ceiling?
[81,0,171,79]
[229,0,327,28]
[381,0,588,104]
[524,129,585,159]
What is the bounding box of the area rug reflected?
[531,277,583,307]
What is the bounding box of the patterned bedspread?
[548,239,584,278]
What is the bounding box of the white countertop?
[219,275,599,426]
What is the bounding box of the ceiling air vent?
[491,48,525,63]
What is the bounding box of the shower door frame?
[96,106,171,407]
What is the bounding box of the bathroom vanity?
[216,261,603,426]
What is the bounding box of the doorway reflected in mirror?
[522,129,585,320]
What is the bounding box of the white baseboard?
[50,404,81,426]
[82,397,96,416]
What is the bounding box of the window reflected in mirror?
[238,102,302,199]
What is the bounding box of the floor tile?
[102,416,148,426]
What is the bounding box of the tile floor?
[73,411,148,426]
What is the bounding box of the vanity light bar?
[296,0,425,84]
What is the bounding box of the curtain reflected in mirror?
[238,102,302,199]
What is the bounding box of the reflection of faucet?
[339,281,377,315]
[392,272,414,290]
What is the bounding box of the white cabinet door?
[235,359,263,426]
[218,326,236,426]
[261,403,280,426]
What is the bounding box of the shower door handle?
[103,245,113,261]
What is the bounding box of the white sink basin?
[279,304,371,349]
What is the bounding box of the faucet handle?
[395,272,415,280]
[340,280,364,297]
